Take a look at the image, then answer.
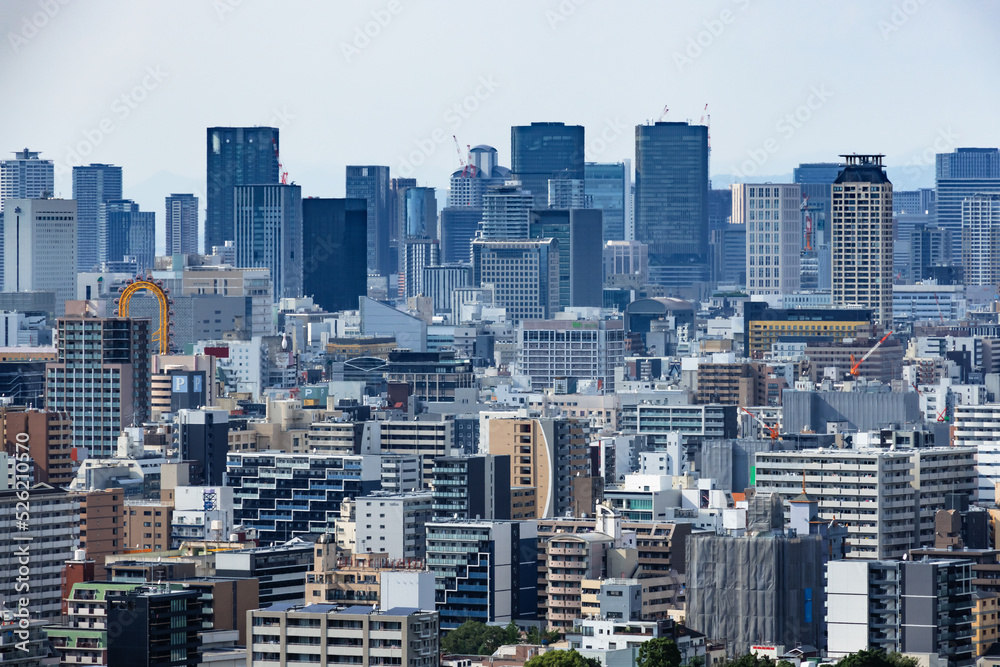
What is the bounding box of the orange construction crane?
[933,293,945,323]
[741,407,779,440]
[271,138,288,185]
[849,331,893,376]
[937,407,949,423]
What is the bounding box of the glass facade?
[634,122,709,284]
[73,164,123,272]
[205,127,280,254]
[346,165,392,274]
[585,162,628,242]
[511,122,585,209]
[302,198,367,312]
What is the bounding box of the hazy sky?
[1,1,997,249]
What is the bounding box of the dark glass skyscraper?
[165,193,199,256]
[205,127,280,254]
[345,165,391,275]
[98,199,155,272]
[511,122,585,208]
[634,122,709,285]
[72,163,123,272]
[529,208,603,308]
[301,198,367,312]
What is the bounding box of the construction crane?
[937,406,950,423]
[657,105,669,122]
[911,382,922,396]
[800,195,823,251]
[452,136,477,178]
[933,293,945,323]
[271,138,288,185]
[740,407,779,440]
[849,331,893,377]
[699,103,711,149]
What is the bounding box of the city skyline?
[1,1,997,250]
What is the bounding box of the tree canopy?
[440,621,508,655]
[524,649,602,667]
[636,637,683,667]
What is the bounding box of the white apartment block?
[733,183,801,295]
[514,319,625,394]
[0,149,53,209]
[831,156,894,325]
[954,404,1000,502]
[961,193,1000,286]
[249,605,439,667]
[353,491,434,560]
[754,446,976,558]
[480,183,533,239]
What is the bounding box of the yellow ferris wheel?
[114,275,174,355]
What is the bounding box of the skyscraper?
[404,186,437,239]
[0,148,54,208]
[439,207,482,263]
[205,127,280,253]
[46,315,151,459]
[529,208,603,308]
[346,165,391,274]
[165,193,199,256]
[233,184,302,299]
[831,155,894,325]
[472,238,559,322]
[511,122,585,208]
[449,145,510,208]
[480,183,533,239]
[73,164,123,272]
[4,198,77,314]
[634,122,710,286]
[389,176,417,274]
[936,147,1000,260]
[301,197,367,312]
[585,161,631,242]
[961,193,1000,287]
[98,199,155,272]
[733,183,802,296]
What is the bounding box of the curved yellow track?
[115,279,172,355]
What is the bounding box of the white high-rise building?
[961,193,1000,287]
[831,155,894,325]
[479,182,533,239]
[954,404,1000,502]
[0,148,54,210]
[733,183,802,295]
[3,198,77,313]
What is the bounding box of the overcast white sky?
[1,1,997,250]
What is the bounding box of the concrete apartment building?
[831,155,894,325]
[1,408,73,486]
[754,446,976,558]
[954,404,1000,502]
[545,532,614,631]
[733,182,802,296]
[354,491,434,560]
[827,559,973,665]
[123,500,173,551]
[514,319,625,393]
[248,605,439,667]
[78,489,124,578]
[380,417,456,486]
[0,483,79,620]
[305,536,433,607]
[487,416,598,519]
